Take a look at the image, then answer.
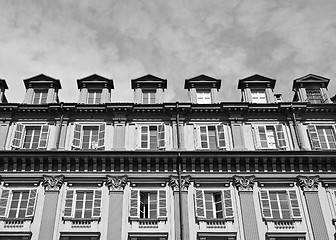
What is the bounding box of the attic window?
[142,89,156,104]
[88,89,102,104]
[33,90,48,104]
[306,89,324,103]
[251,89,267,103]
[196,90,211,104]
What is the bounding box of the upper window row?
[8,123,336,151]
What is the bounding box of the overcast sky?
[1,0,336,103]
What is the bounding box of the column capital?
[43,175,64,191]
[233,175,255,191]
[298,175,319,191]
[169,175,191,191]
[106,175,127,191]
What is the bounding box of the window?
[254,124,287,150]
[63,189,102,219]
[142,89,156,104]
[259,190,301,220]
[129,189,167,219]
[306,89,326,103]
[11,124,49,150]
[251,89,267,103]
[307,125,336,150]
[87,90,102,104]
[33,90,48,104]
[0,189,37,219]
[194,189,233,219]
[196,90,211,104]
[196,125,226,150]
[72,124,105,150]
[139,124,165,150]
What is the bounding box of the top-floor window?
[33,90,48,104]
[306,89,326,103]
[195,125,226,150]
[139,124,165,150]
[253,124,287,150]
[307,125,336,150]
[251,89,267,103]
[196,90,211,104]
[87,90,102,104]
[72,124,105,150]
[142,90,156,104]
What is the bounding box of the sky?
[1,0,336,103]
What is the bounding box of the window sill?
[129,217,167,222]
[62,217,101,222]
[263,218,301,222]
[196,217,234,222]
[0,217,33,221]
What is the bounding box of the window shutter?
[97,124,105,150]
[199,126,209,149]
[11,123,24,149]
[222,190,233,218]
[149,192,158,218]
[26,189,37,217]
[216,124,226,149]
[72,124,82,149]
[158,190,167,218]
[288,190,301,218]
[38,125,49,149]
[259,190,272,219]
[157,124,166,149]
[140,126,149,149]
[64,190,74,217]
[130,190,139,218]
[194,125,201,149]
[195,190,205,218]
[275,124,287,149]
[93,190,102,217]
[307,124,321,150]
[0,189,10,217]
[251,125,261,150]
[257,126,268,149]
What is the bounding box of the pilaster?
[298,175,329,240]
[134,89,142,103]
[113,117,126,150]
[233,175,260,240]
[229,116,247,151]
[101,88,110,103]
[106,175,127,240]
[189,88,197,103]
[170,175,191,240]
[23,88,34,104]
[46,88,55,103]
[0,121,10,150]
[265,87,276,103]
[38,175,64,240]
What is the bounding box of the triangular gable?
[184,74,221,89]
[292,74,330,90]
[23,74,62,89]
[238,74,276,89]
[131,74,167,89]
[77,74,114,89]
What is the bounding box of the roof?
[23,74,62,89]
[131,74,167,89]
[238,74,276,89]
[184,74,221,89]
[77,74,114,89]
[292,74,330,90]
[0,79,8,89]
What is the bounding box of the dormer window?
[87,89,102,104]
[251,89,267,103]
[142,89,156,104]
[306,89,325,103]
[33,89,48,104]
[196,90,211,104]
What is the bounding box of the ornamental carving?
[233,175,255,191]
[43,175,64,191]
[298,175,319,191]
[106,175,127,191]
[169,175,191,191]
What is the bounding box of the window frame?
[259,189,301,221]
[11,123,50,150]
[195,124,227,150]
[253,124,288,150]
[129,188,167,220]
[142,89,156,104]
[251,89,267,103]
[33,89,48,104]
[63,188,102,221]
[196,89,212,104]
[306,88,325,103]
[87,89,102,104]
[137,123,166,150]
[307,124,336,150]
[0,188,38,220]
[71,123,105,150]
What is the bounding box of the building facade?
[0,73,335,240]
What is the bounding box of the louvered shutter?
[11,123,24,149]
[259,190,272,219]
[38,125,49,149]
[140,126,149,149]
[275,124,287,149]
[72,124,82,149]
[195,190,205,218]
[216,124,226,149]
[223,190,233,218]
[194,125,201,149]
[158,190,167,217]
[288,190,301,218]
[157,124,165,149]
[149,192,158,218]
[199,126,209,149]
[130,190,139,218]
[307,124,321,149]
[257,126,268,149]
[92,190,102,217]
[0,189,10,217]
[97,124,105,150]
[26,189,37,217]
[64,190,74,217]
[251,125,261,149]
